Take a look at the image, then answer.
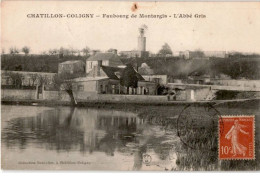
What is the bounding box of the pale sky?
[1,1,260,54]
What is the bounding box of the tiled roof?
[101,66,123,80]
[60,60,85,65]
[101,65,145,81]
[136,72,145,81]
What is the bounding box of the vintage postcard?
[1,1,260,171]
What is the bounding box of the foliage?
[158,43,173,56]
[58,47,80,57]
[48,49,59,55]
[1,54,88,73]
[21,46,30,55]
[52,72,78,106]
[143,55,260,80]
[30,74,38,86]
[82,46,91,56]
[9,47,19,54]
[4,71,23,88]
[209,57,260,79]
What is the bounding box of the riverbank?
[2,98,259,107]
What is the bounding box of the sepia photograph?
[1,1,260,171]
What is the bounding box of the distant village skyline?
[2,1,260,55]
[2,45,260,56]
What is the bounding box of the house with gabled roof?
[86,52,125,74]
[66,50,158,95]
[72,61,158,95]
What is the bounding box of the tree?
[30,74,37,86]
[82,46,90,56]
[69,47,78,56]
[59,47,65,58]
[120,64,139,94]
[9,47,19,55]
[48,49,58,55]
[6,72,23,88]
[158,43,173,56]
[107,48,114,52]
[22,46,30,55]
[37,74,49,87]
[52,73,77,106]
[107,48,117,54]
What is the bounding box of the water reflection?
[2,107,141,153]
[2,102,259,171]
[2,106,179,170]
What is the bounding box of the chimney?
[113,49,117,55]
[92,50,97,55]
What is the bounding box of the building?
[179,50,227,59]
[73,63,124,94]
[119,50,149,58]
[138,63,154,75]
[72,77,119,94]
[179,50,201,59]
[58,60,85,75]
[72,65,121,94]
[187,74,211,85]
[142,75,168,85]
[86,52,125,74]
[119,26,149,58]
[204,51,227,58]
[74,59,158,95]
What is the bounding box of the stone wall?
[1,89,36,100]
[43,90,167,103]
[97,94,167,103]
[0,88,227,103]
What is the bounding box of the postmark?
[177,103,223,150]
[218,115,255,160]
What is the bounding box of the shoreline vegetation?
[2,98,259,108]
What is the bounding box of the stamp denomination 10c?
[219,115,255,160]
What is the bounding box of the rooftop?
[101,66,124,80]
[60,60,85,65]
[87,53,123,65]
[72,77,109,82]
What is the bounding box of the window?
[90,62,92,69]
[78,85,84,91]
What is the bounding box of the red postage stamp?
[219,115,255,160]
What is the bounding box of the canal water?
[1,102,259,171]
